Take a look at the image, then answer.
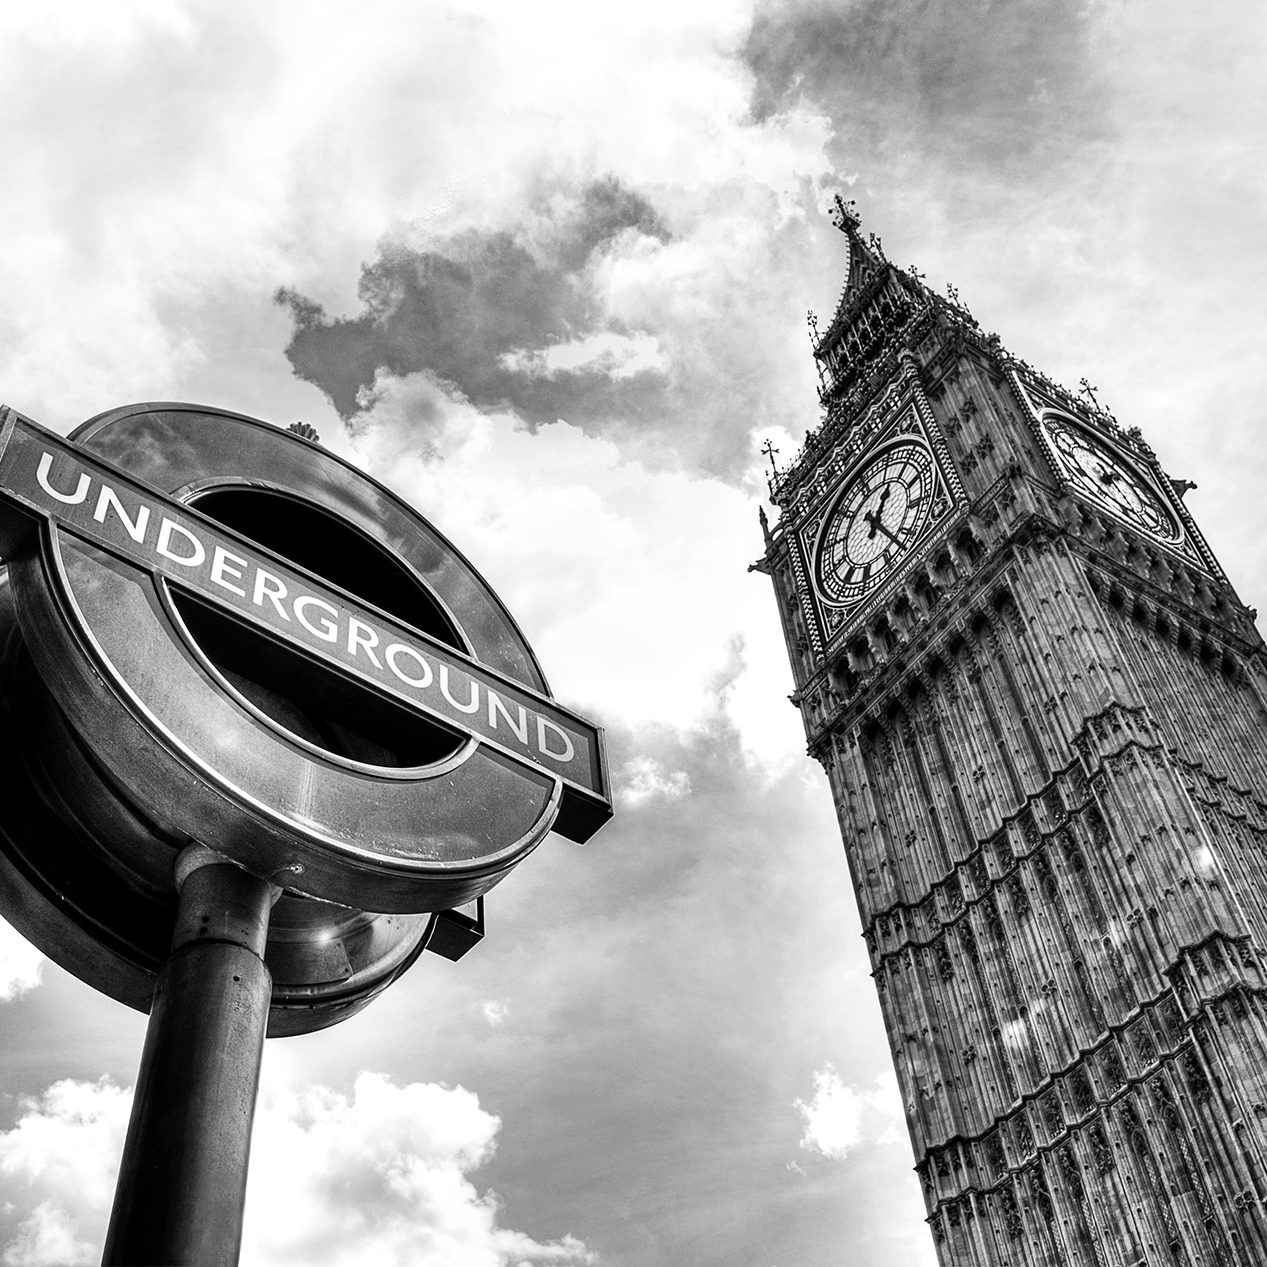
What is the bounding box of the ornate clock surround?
[794,388,964,649]
[1009,368,1215,576]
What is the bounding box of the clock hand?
[867,518,904,548]
[864,485,892,538]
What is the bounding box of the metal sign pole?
[102,847,278,1267]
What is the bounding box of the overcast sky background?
[0,2,1265,1265]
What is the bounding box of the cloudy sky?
[1,2,1265,1264]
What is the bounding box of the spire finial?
[827,194,886,277]
[761,438,781,478]
[830,193,861,233]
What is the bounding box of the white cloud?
[0,1078,131,1267]
[350,373,805,770]
[481,1000,509,1027]
[0,1,195,49]
[617,757,692,807]
[0,921,45,1003]
[0,0,828,788]
[500,332,667,381]
[2,1203,95,1267]
[795,1067,905,1162]
[0,0,832,428]
[0,1073,592,1267]
[246,1072,593,1266]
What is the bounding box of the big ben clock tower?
[756,200,1267,1264]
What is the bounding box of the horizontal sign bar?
[0,408,610,836]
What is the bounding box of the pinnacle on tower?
[827,193,886,308]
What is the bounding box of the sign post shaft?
[103,849,276,1267]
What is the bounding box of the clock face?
[815,440,937,606]
[1042,416,1182,544]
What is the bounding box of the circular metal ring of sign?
[8,403,563,918]
[0,573,426,1036]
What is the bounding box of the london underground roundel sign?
[0,402,611,1034]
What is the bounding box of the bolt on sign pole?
[104,847,278,1267]
[0,403,612,1267]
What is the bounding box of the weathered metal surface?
[0,569,427,1035]
[0,406,609,890]
[103,852,273,1267]
[0,401,612,1033]
[0,414,606,821]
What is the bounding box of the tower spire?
[800,197,921,427]
[828,194,886,300]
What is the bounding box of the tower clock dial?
[815,440,936,607]
[1041,415,1182,544]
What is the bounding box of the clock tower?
[755,200,1267,1264]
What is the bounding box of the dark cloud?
[277,174,831,485]
[276,176,671,426]
[551,175,672,272]
[743,0,1110,171]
